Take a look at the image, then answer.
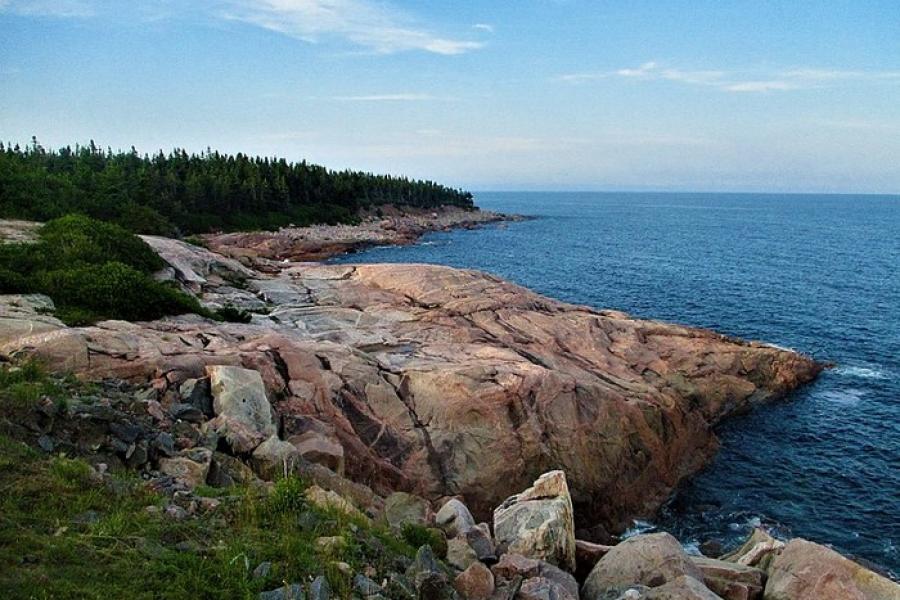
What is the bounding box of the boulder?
[466,525,497,564]
[407,545,452,599]
[493,471,576,572]
[287,430,344,476]
[436,498,476,538]
[382,491,432,530]
[158,447,212,488]
[518,576,578,600]
[304,485,368,523]
[258,583,305,600]
[179,377,213,416]
[454,562,495,600]
[490,553,578,599]
[308,575,331,600]
[447,536,479,571]
[207,451,260,487]
[644,575,721,600]
[582,533,702,600]
[206,365,275,453]
[251,434,301,480]
[691,556,764,600]
[721,528,784,571]
[764,538,900,600]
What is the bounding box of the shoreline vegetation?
[0,139,474,235]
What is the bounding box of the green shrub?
[215,305,253,323]
[36,262,210,323]
[401,523,448,558]
[38,214,164,273]
[0,214,210,325]
[266,476,309,517]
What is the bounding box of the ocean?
[332,192,900,576]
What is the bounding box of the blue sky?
[1,0,899,193]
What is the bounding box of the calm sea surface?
[334,192,900,575]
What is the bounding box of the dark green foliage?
[0,139,474,234]
[215,304,253,323]
[0,215,210,324]
[401,523,448,558]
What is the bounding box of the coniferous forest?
[0,139,474,235]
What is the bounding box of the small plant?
[266,476,309,516]
[401,523,448,558]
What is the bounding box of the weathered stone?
[169,402,204,423]
[447,536,479,571]
[259,583,305,600]
[206,365,275,453]
[353,573,384,598]
[158,447,212,488]
[315,536,347,555]
[2,238,822,535]
[454,562,494,600]
[721,528,784,572]
[308,575,331,600]
[493,471,576,572]
[466,526,497,564]
[436,498,477,538]
[644,575,721,600]
[288,430,344,476]
[178,377,213,416]
[518,576,578,600]
[490,554,578,599]
[207,451,259,487]
[252,561,272,579]
[304,485,368,523]
[582,533,702,600]
[407,545,452,599]
[691,556,764,600]
[251,434,301,480]
[382,491,431,530]
[764,538,900,600]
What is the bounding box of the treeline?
[0,139,474,235]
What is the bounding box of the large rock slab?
[582,533,703,599]
[764,539,900,600]
[1,237,823,533]
[493,471,576,572]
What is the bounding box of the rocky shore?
[4,215,895,597]
[201,205,518,264]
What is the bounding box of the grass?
[0,364,425,599]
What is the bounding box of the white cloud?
[221,0,483,55]
[472,23,494,33]
[560,61,900,93]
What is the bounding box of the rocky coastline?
[2,213,896,598]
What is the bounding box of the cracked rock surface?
[0,235,822,533]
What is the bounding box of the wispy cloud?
[472,23,494,33]
[220,0,484,55]
[560,61,900,93]
[0,0,484,56]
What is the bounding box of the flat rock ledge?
[0,232,822,533]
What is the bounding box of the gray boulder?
[207,365,276,453]
[435,498,476,538]
[493,470,576,572]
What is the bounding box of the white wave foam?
[834,365,888,380]
[819,388,865,405]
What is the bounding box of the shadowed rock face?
[0,236,822,533]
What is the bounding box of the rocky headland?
[3,213,895,598]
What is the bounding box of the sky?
[1,0,899,193]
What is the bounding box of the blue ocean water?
[333,192,900,575]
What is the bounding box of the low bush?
[0,214,211,324]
